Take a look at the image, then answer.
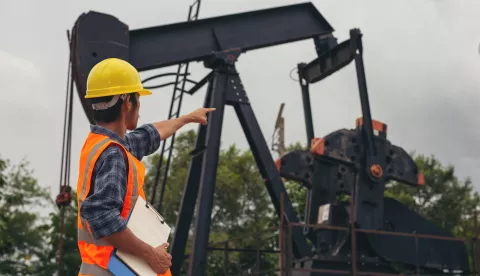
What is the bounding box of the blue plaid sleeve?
[125,124,161,161]
[79,144,128,239]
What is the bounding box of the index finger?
[204,108,216,112]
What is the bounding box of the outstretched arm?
[152,116,190,141]
[152,107,216,140]
[125,107,216,160]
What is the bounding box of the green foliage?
[0,155,81,276]
[34,192,81,276]
[0,157,51,275]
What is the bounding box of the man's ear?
[124,95,132,110]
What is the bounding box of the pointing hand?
[187,107,216,125]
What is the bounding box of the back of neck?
[97,122,126,140]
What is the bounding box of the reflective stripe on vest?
[78,138,109,204]
[78,263,113,276]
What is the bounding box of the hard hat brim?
[85,88,152,99]
[137,89,152,97]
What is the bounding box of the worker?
[76,58,215,275]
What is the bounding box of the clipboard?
[108,196,171,276]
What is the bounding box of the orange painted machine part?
[370,164,383,178]
[355,117,387,133]
[310,138,325,156]
[275,158,281,171]
[417,172,425,185]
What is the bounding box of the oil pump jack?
[277,30,471,274]
[67,2,470,275]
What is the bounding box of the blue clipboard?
[108,252,137,276]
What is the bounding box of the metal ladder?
[150,0,202,212]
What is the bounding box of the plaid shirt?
[80,124,160,239]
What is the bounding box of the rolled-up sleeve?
[125,124,161,160]
[80,145,128,239]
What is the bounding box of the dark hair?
[91,92,138,123]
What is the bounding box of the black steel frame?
[296,30,360,234]
[297,29,363,150]
[298,29,386,171]
[170,49,312,276]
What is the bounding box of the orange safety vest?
[76,132,171,276]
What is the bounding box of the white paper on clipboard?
[116,196,171,276]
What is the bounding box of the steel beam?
[72,2,334,73]
[169,81,212,276]
[186,67,228,276]
[301,36,355,84]
[129,2,334,70]
[71,2,334,125]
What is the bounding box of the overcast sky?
[1,0,479,213]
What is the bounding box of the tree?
[0,155,81,276]
[0,156,51,275]
[34,192,81,276]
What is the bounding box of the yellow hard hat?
[85,58,152,99]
